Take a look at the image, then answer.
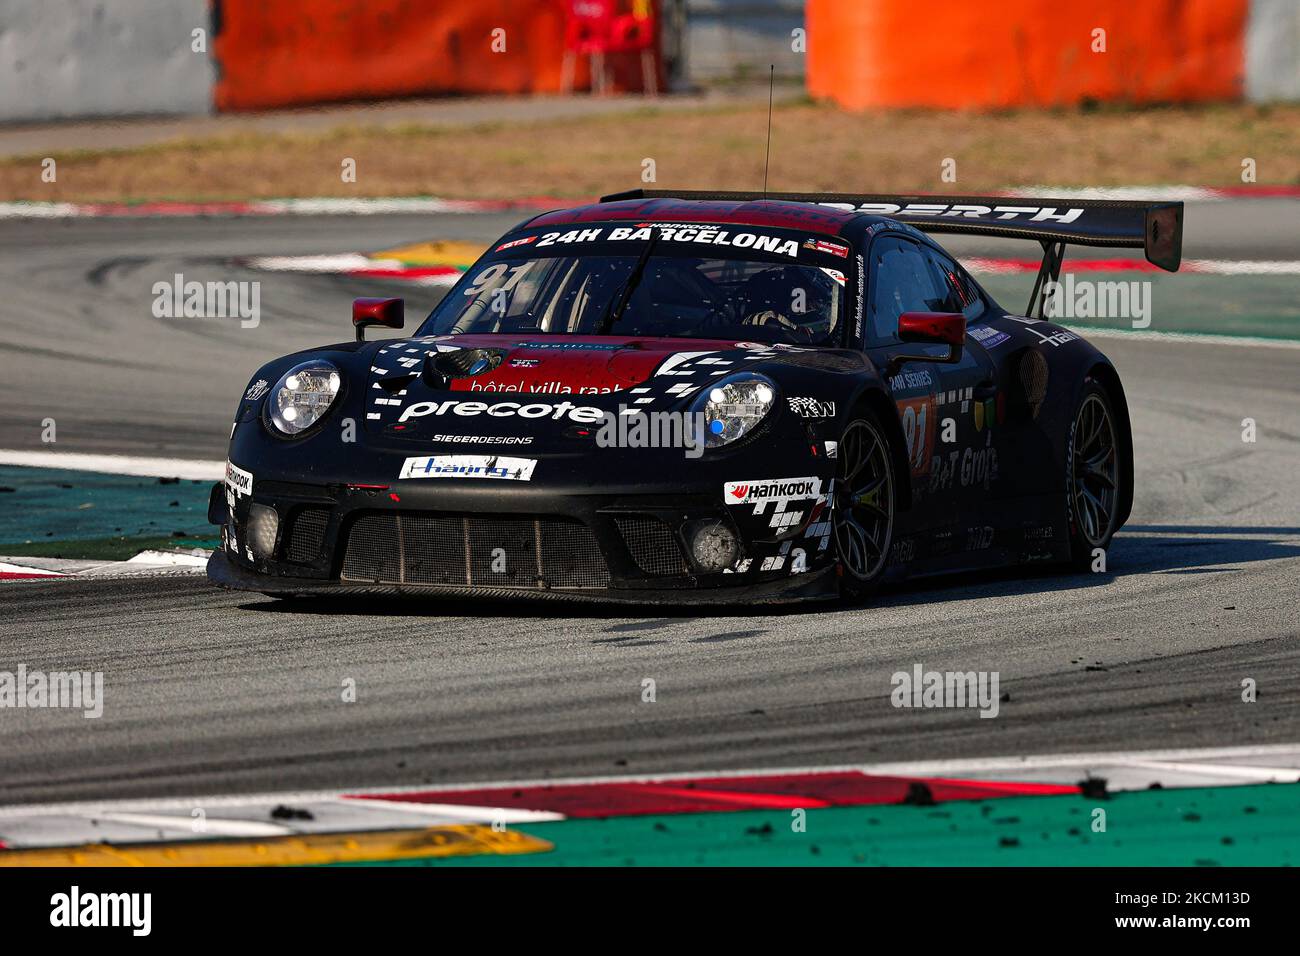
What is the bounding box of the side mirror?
[353,297,404,341]
[889,311,964,373]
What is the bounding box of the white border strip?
[1006,186,1300,201]
[1064,324,1300,350]
[0,450,224,481]
[0,197,560,220]
[968,258,1300,275]
[1188,259,1300,275]
[244,253,393,272]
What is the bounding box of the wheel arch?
[1085,360,1134,529]
[849,386,914,513]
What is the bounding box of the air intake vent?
[615,516,688,576]
[341,513,609,589]
[282,506,330,563]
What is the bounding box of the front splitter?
[206,550,838,606]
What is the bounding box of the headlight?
[688,372,777,449]
[268,362,342,435]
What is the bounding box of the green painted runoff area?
[0,466,217,558]
[345,783,1300,867]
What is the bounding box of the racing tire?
[1065,380,1123,570]
[833,409,897,601]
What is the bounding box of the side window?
[867,237,951,344]
[925,248,986,323]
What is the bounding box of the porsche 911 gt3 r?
[207,189,1183,604]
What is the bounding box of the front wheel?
[833,412,896,600]
[1066,382,1122,568]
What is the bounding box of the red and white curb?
[1,743,1296,851]
[0,561,68,581]
[243,253,464,287]
[0,551,210,582]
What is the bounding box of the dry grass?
[2,101,1297,202]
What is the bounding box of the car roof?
[524,197,871,238]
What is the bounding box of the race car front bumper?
[207,478,840,606]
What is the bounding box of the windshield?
[417,226,849,346]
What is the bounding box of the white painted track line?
[0,450,224,481]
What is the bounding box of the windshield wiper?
[594,228,662,336]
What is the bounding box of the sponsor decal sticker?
[517,341,621,351]
[888,536,916,564]
[898,396,936,476]
[929,431,1000,492]
[968,324,1011,349]
[430,434,533,445]
[819,201,1084,224]
[495,235,538,252]
[854,254,865,340]
[523,224,805,260]
[973,393,1001,431]
[803,238,849,259]
[399,455,537,481]
[1026,325,1079,348]
[787,396,837,419]
[635,221,717,230]
[1003,315,1079,347]
[468,379,623,395]
[243,379,270,401]
[888,368,933,393]
[225,461,253,497]
[398,399,604,424]
[724,477,822,505]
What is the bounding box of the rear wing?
[600,189,1183,316]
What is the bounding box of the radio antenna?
[762,64,774,199]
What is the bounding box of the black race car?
[208,190,1182,604]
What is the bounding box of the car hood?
[361,333,812,435]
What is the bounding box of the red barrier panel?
[213,0,660,111]
[807,0,1249,110]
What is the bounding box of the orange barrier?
[213,0,660,111]
[807,0,1248,110]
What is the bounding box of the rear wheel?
[834,411,896,600]
[1067,383,1121,567]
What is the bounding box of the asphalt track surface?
[0,203,1297,806]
